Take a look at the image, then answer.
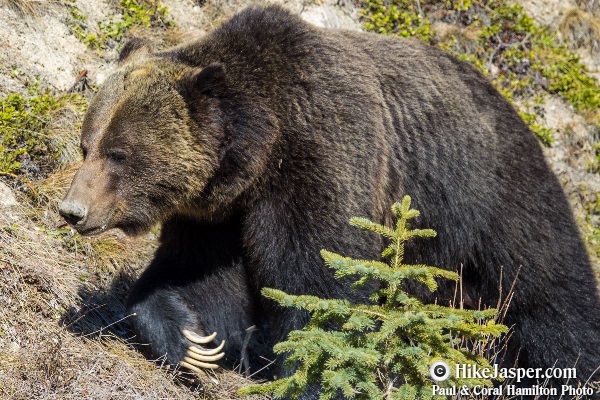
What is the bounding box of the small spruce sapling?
[240,196,508,399]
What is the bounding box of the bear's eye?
[107,149,128,163]
[81,145,88,160]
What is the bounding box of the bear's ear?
[184,63,228,97]
[118,38,152,64]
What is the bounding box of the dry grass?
[0,171,269,399]
[0,2,275,397]
[559,7,600,54]
[0,0,58,16]
[576,0,600,17]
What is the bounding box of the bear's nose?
[59,201,87,226]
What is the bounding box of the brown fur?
[60,6,600,393]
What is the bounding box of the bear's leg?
[126,215,258,372]
[127,282,220,367]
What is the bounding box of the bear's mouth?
[75,223,111,236]
[70,208,119,237]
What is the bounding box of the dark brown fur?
[60,5,600,393]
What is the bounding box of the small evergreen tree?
[240,196,507,399]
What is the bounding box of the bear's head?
[59,38,273,236]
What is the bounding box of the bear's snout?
[59,157,121,235]
[59,200,87,227]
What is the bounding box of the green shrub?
[361,0,433,41]
[240,196,507,399]
[0,87,84,177]
[68,0,173,50]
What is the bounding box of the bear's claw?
[183,329,218,344]
[189,340,225,356]
[180,329,225,374]
[182,355,221,370]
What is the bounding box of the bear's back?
[174,6,522,145]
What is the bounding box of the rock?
[300,4,362,31]
[0,182,18,208]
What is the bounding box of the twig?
[68,69,89,94]
[459,263,464,310]
[500,265,521,322]
[239,325,258,376]
[495,265,503,311]
[246,356,277,379]
[0,171,38,198]
[82,312,136,338]
[488,33,532,74]
[348,307,387,319]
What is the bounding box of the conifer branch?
[241,196,508,399]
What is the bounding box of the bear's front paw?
[179,329,225,374]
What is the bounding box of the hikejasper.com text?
[453,363,577,383]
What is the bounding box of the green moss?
[0,88,85,178]
[359,0,600,146]
[518,111,554,145]
[584,227,600,258]
[67,0,173,51]
[565,183,600,259]
[2,223,19,235]
[483,3,600,120]
[67,6,90,45]
[447,0,472,11]
[361,0,433,41]
[120,0,172,28]
[592,142,600,173]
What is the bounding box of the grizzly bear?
[60,4,600,392]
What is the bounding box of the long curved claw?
[182,329,217,344]
[180,329,224,376]
[180,360,205,374]
[182,356,220,369]
[180,361,220,384]
[186,348,224,362]
[189,340,225,356]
